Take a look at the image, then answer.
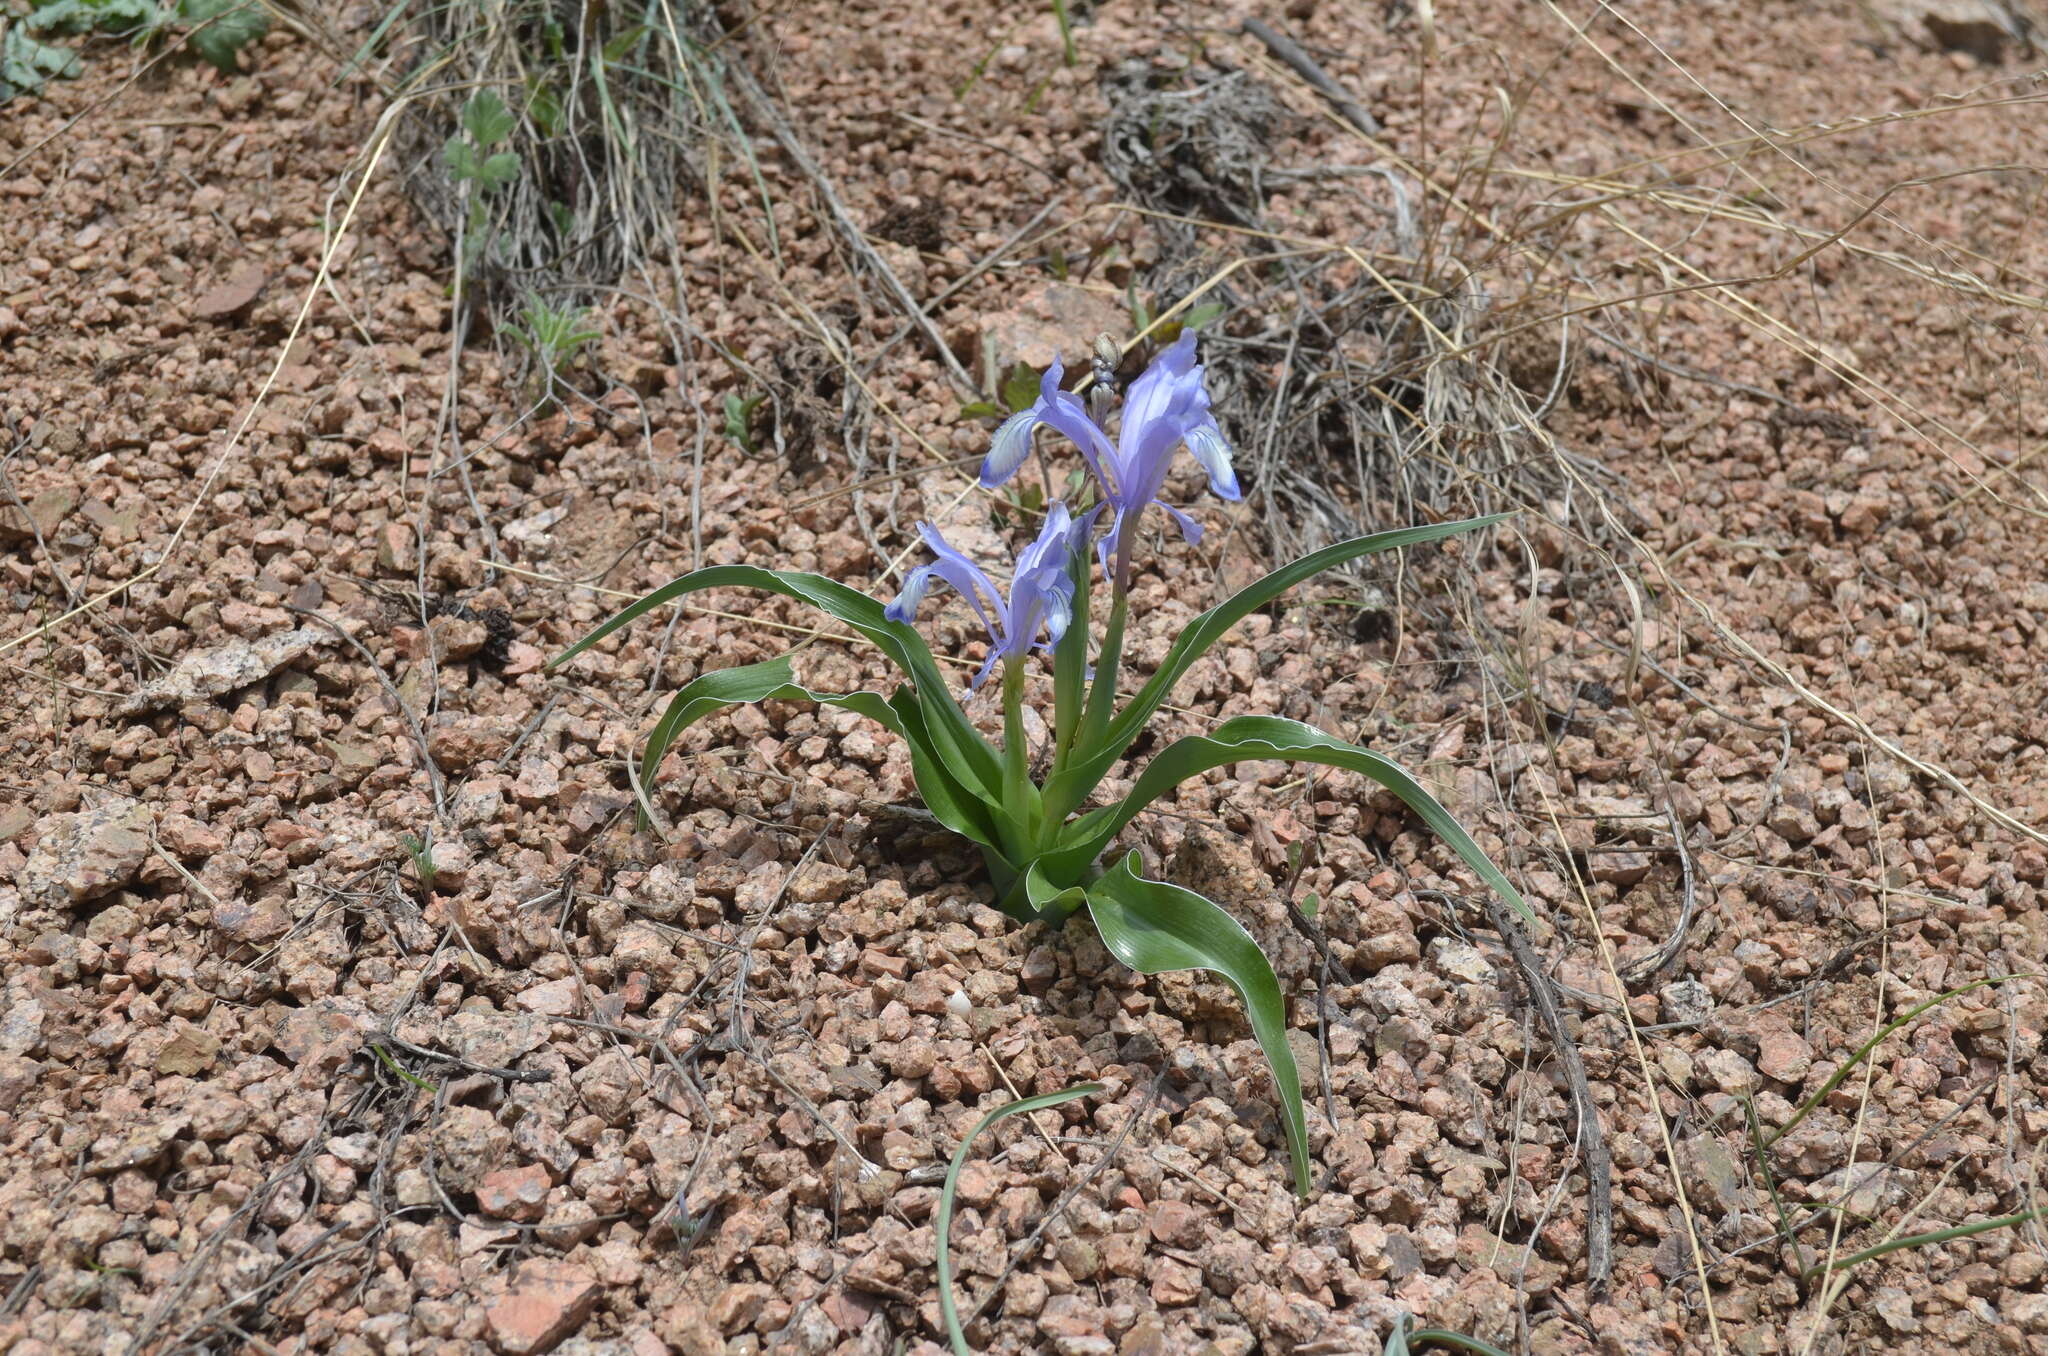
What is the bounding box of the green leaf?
[938,1084,1103,1355]
[1085,852,1309,1196]
[527,83,564,138]
[721,392,763,452]
[1180,301,1226,331]
[476,151,520,190]
[1050,540,1090,770]
[600,24,648,64]
[441,136,477,180]
[550,563,1004,809]
[1044,515,1509,820]
[29,0,154,37]
[629,654,1002,850]
[178,0,268,73]
[957,401,1003,421]
[1043,714,1534,927]
[1000,361,1041,414]
[2,24,82,102]
[461,87,516,147]
[1385,1314,1512,1356]
[1021,860,1086,922]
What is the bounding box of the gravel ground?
[2,3,2046,1354]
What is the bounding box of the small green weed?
[15,0,268,95]
[442,88,521,272]
[721,391,766,454]
[508,295,600,392]
[0,22,79,101]
[397,828,437,892]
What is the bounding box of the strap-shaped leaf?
[938,1083,1104,1355]
[550,564,1002,802]
[1046,714,1534,925]
[1021,859,1087,923]
[1043,515,1507,819]
[1084,851,1311,1197]
[632,654,1002,850]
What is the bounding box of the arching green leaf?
[1044,714,1533,926]
[1044,515,1506,820]
[552,564,1002,802]
[938,1083,1104,1355]
[1084,852,1309,1197]
[628,654,1002,850]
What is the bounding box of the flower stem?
[1076,584,1128,762]
[1050,542,1092,779]
[999,660,1036,836]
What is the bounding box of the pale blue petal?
[1186,418,1241,501]
[915,522,1003,641]
[1038,583,1073,650]
[884,564,935,624]
[1035,391,1117,492]
[1161,502,1205,545]
[1119,331,1199,443]
[981,409,1039,488]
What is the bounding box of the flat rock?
[0,486,76,545]
[476,1163,551,1222]
[191,264,269,321]
[115,627,326,718]
[88,1115,189,1175]
[19,798,154,909]
[484,1259,599,1354]
[156,1022,222,1076]
[974,281,1129,370]
[515,977,581,1017]
[448,1010,549,1069]
[274,997,370,1065]
[1874,0,2026,61]
[1756,1028,1813,1084]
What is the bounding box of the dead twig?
[369,1035,553,1085]
[1240,18,1381,135]
[1483,896,1615,1300]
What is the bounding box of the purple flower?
[885,503,1083,690]
[980,332,1239,585]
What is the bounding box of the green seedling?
[509,297,601,390]
[721,391,766,454]
[442,88,521,270]
[398,829,436,892]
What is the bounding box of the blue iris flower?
[886,502,1083,690]
[979,332,1239,586]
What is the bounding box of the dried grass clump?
[374,0,730,324]
[1097,57,1627,641]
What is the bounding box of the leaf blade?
[1047,714,1534,925]
[1045,515,1507,818]
[1085,852,1310,1196]
[630,654,1003,850]
[938,1083,1104,1355]
[550,563,1004,801]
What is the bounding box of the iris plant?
[556,332,1531,1197]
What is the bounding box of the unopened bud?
[1091,334,1120,393]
